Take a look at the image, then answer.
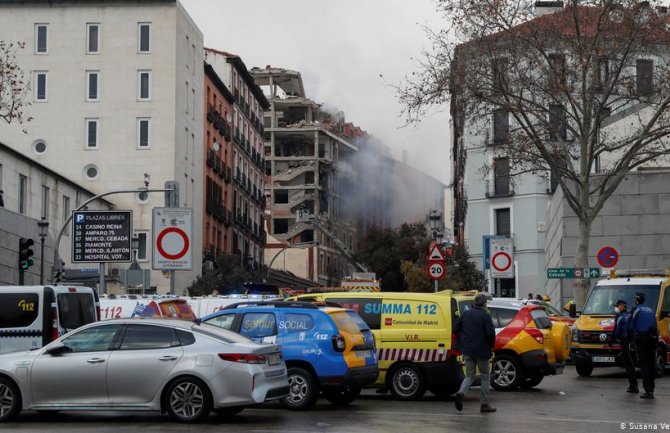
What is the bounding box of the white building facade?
[0,0,204,293]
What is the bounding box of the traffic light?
[18,237,35,270]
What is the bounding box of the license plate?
[268,353,282,366]
[355,350,372,359]
[592,356,615,363]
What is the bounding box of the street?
[4,367,668,433]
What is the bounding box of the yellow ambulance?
[288,290,476,400]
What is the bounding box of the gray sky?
[180,0,451,184]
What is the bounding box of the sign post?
[152,208,193,295]
[72,210,132,294]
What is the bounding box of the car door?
[106,324,184,404]
[30,323,122,405]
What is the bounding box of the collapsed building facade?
[251,67,369,286]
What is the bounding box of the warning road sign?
[152,207,193,270]
[427,244,445,261]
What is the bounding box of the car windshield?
[582,284,660,315]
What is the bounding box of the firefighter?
[611,299,638,393]
[629,293,658,399]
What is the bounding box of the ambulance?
[0,285,99,353]
[289,290,476,400]
[570,269,670,377]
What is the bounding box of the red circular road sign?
[427,261,446,280]
[491,251,512,272]
[597,246,619,268]
[156,227,190,260]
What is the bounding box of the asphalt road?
[4,366,668,433]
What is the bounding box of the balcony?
[224,166,232,183]
[234,129,241,144]
[485,179,515,198]
[235,168,242,184]
[206,149,215,168]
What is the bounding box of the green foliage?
[355,223,430,291]
[186,254,263,296]
[355,223,484,293]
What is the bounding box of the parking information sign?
[72,210,132,263]
[152,207,193,270]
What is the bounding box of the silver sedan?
[0,318,289,422]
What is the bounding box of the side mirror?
[568,303,577,318]
[45,342,71,356]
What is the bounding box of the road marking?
[535,416,621,425]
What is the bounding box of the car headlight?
[571,325,578,343]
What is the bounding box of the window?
[60,324,121,353]
[636,59,653,96]
[240,312,276,339]
[35,24,48,54]
[18,174,27,214]
[87,23,99,54]
[86,71,99,101]
[185,81,189,115]
[134,231,148,261]
[57,292,97,329]
[137,118,150,148]
[492,57,508,94]
[493,157,510,196]
[495,208,511,236]
[138,23,151,53]
[203,314,236,331]
[86,118,99,148]
[596,56,609,91]
[63,195,70,235]
[497,308,517,328]
[138,70,151,100]
[41,185,49,220]
[0,293,39,328]
[34,71,47,101]
[548,53,566,90]
[283,314,314,333]
[548,104,567,140]
[120,324,176,350]
[492,110,509,144]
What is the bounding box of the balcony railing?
[485,179,515,198]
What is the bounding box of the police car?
[200,301,378,409]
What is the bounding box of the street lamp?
[37,217,49,285]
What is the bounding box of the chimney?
[534,1,564,16]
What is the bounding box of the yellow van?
[570,270,670,377]
[289,290,476,400]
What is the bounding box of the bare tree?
[0,40,30,129]
[397,0,670,307]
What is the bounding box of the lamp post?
[37,217,49,285]
[428,210,443,292]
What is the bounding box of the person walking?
[454,293,496,413]
[629,293,658,399]
[611,299,638,393]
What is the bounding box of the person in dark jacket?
[454,293,496,413]
[628,292,658,399]
[611,299,638,393]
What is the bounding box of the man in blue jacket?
[454,293,496,413]
[629,292,658,399]
[611,299,638,393]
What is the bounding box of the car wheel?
[575,362,593,377]
[520,374,543,389]
[387,363,426,400]
[655,348,666,378]
[165,377,212,423]
[214,406,245,417]
[281,367,318,410]
[491,355,523,391]
[0,377,22,422]
[323,386,361,406]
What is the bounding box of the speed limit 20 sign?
[152,207,193,270]
[427,261,446,280]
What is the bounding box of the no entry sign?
[152,207,193,270]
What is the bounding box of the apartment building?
[203,51,269,270]
[250,66,362,286]
[0,0,204,292]
[203,49,269,271]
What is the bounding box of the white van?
[0,285,99,353]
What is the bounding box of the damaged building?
[251,66,368,286]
